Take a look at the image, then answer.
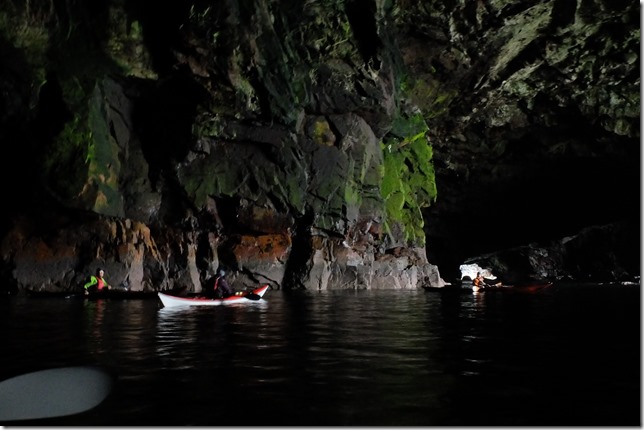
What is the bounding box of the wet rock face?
[395,0,639,279]
[0,0,638,291]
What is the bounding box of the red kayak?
[423,282,554,294]
[474,282,553,293]
[158,284,270,308]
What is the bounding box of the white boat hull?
[158,285,270,308]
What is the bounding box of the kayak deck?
[158,284,270,307]
[26,287,185,300]
[423,282,554,294]
[479,282,553,293]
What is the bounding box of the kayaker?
[83,268,111,295]
[213,268,234,298]
[472,272,488,291]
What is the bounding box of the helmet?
[218,268,226,277]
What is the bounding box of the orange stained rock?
[233,233,292,261]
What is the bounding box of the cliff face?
[398,0,639,279]
[0,0,638,292]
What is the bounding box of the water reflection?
[0,285,638,425]
[148,290,463,424]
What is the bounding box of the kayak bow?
[0,366,114,421]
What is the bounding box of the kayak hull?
[158,284,270,307]
[26,288,181,300]
[423,283,553,294]
[476,283,553,293]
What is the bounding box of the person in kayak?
[472,272,488,291]
[212,268,234,298]
[83,268,111,295]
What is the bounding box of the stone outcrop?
[462,220,639,284]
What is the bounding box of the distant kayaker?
[472,272,488,291]
[213,268,234,298]
[83,268,111,295]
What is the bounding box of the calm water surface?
[0,284,639,426]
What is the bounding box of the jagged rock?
[0,0,637,292]
[462,221,639,284]
[410,0,639,279]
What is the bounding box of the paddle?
[245,292,261,300]
[0,366,114,422]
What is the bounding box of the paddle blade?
[245,293,261,301]
[0,366,114,421]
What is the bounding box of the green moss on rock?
[380,113,437,247]
[402,76,457,121]
[42,115,89,200]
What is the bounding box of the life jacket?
[84,275,106,291]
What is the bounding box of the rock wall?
[397,0,640,278]
[0,0,638,293]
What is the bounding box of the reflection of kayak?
[158,285,270,308]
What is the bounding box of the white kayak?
[158,284,270,308]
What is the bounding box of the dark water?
[0,284,640,426]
